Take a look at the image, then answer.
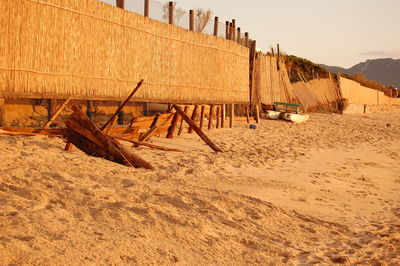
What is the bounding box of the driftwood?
[172,104,223,152]
[0,127,65,137]
[66,105,153,169]
[116,137,183,152]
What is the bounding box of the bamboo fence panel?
[253,53,297,105]
[291,76,342,111]
[0,0,249,104]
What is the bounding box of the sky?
[101,0,400,68]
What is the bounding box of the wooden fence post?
[245,32,249,47]
[178,106,189,135]
[188,105,199,133]
[199,105,205,130]
[249,40,257,107]
[216,107,220,129]
[254,105,260,123]
[229,103,234,128]
[214,16,219,36]
[168,1,174,25]
[229,22,233,40]
[47,99,57,122]
[277,43,280,70]
[225,21,229,39]
[208,104,214,129]
[232,19,236,41]
[221,104,225,128]
[189,10,194,31]
[116,0,124,9]
[166,112,179,139]
[144,0,149,17]
[0,98,5,126]
[245,106,250,124]
[237,27,241,44]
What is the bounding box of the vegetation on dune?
[284,55,330,83]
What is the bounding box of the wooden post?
[225,21,229,39]
[116,0,124,9]
[168,2,174,25]
[255,105,260,123]
[166,112,179,139]
[277,43,280,70]
[229,103,234,128]
[208,104,214,129]
[178,106,189,135]
[117,102,124,125]
[101,79,143,131]
[172,105,223,152]
[47,99,57,122]
[86,100,93,120]
[221,104,225,128]
[237,27,241,44]
[189,10,194,31]
[43,96,72,129]
[249,40,257,107]
[0,98,5,126]
[245,106,250,124]
[229,22,233,40]
[232,19,236,41]
[271,47,275,56]
[199,105,205,130]
[216,107,220,129]
[144,0,149,17]
[188,105,199,134]
[245,32,249,47]
[213,16,219,36]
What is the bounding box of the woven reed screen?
[253,53,297,105]
[0,0,249,104]
[292,77,342,111]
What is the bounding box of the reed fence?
[0,0,249,104]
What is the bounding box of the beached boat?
[266,110,281,120]
[283,113,310,123]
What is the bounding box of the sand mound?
[1,112,400,264]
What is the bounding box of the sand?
[0,111,399,265]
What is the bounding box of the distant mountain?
[320,58,400,89]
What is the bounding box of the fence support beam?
[237,27,241,44]
[221,104,225,128]
[232,19,236,41]
[225,21,229,39]
[245,32,249,47]
[208,104,214,129]
[277,43,280,70]
[213,17,219,36]
[116,0,124,9]
[229,103,234,128]
[168,2,174,25]
[199,105,205,130]
[189,10,194,31]
[144,0,149,17]
[188,105,199,134]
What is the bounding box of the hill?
[320,58,400,89]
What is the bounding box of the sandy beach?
[0,111,399,265]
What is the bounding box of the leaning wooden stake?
[101,79,144,131]
[137,113,161,143]
[166,112,180,139]
[43,96,72,129]
[172,104,222,152]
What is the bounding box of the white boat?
[283,113,310,123]
[266,110,281,120]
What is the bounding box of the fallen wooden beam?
[43,96,73,129]
[66,105,153,169]
[172,104,223,152]
[116,137,183,152]
[0,127,65,137]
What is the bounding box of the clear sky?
[101,0,400,68]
